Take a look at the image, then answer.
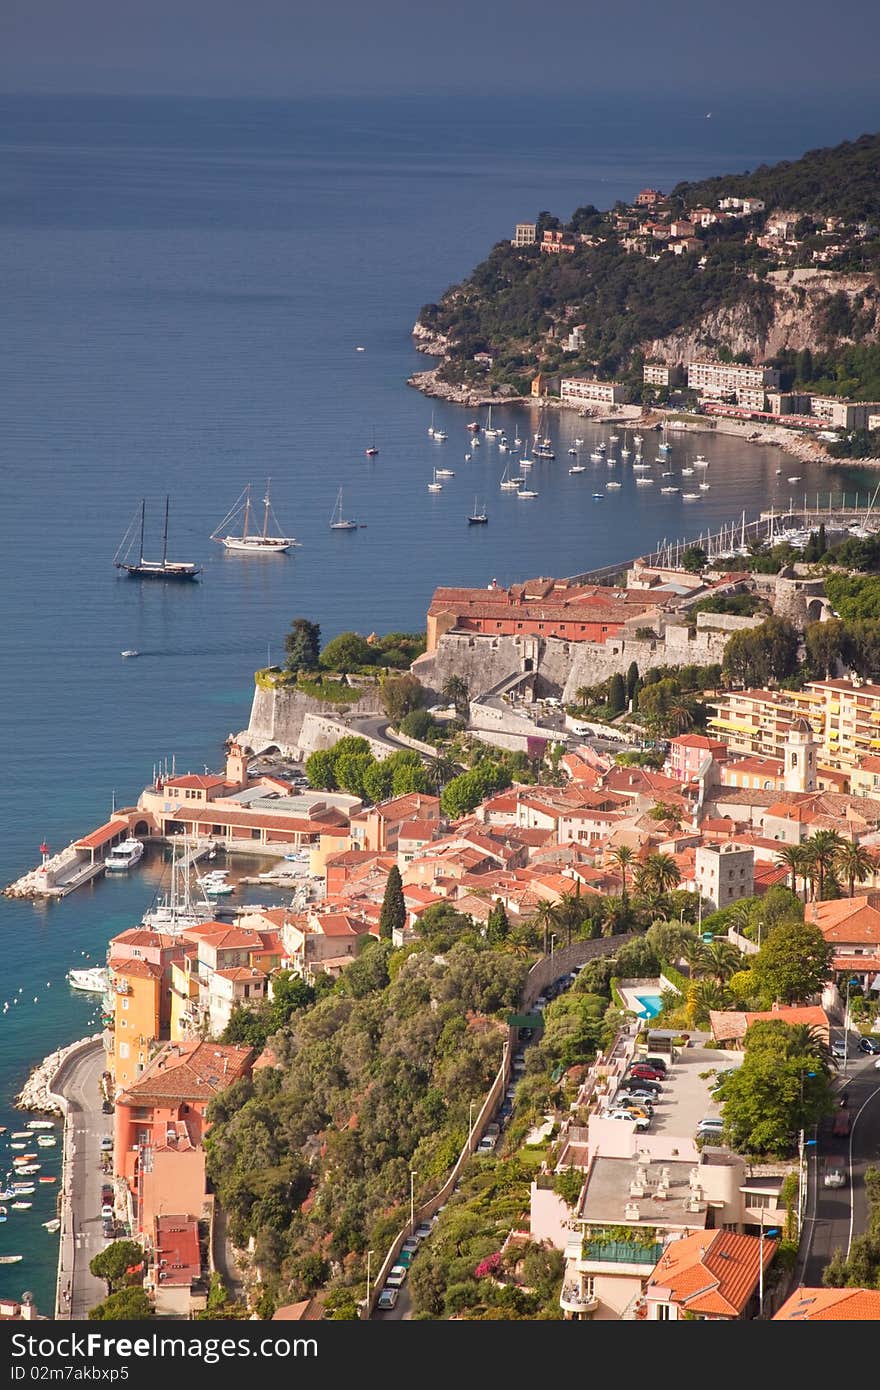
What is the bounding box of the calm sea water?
[2,90,879,1305]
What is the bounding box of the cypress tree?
[379,865,406,940]
[486,898,510,944]
[608,672,626,715]
[626,661,640,704]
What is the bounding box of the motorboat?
[36,1137,56,1147]
[569,463,586,474]
[435,468,454,477]
[606,480,622,489]
[681,467,694,476]
[699,482,711,490]
[589,451,604,462]
[592,492,604,500]
[635,477,654,485]
[104,838,144,873]
[682,492,700,500]
[787,476,802,484]
[43,1219,61,1233]
[121,650,139,659]
[694,456,708,467]
[660,486,680,494]
[517,489,539,499]
[27,1122,55,1130]
[67,967,109,994]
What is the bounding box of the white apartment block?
[687,360,781,398]
[695,842,755,911]
[512,223,537,246]
[809,397,880,431]
[560,377,628,405]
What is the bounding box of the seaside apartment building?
[512,222,537,246]
[708,679,880,775]
[643,363,684,387]
[687,361,781,404]
[541,229,577,254]
[560,377,629,406]
[808,397,880,431]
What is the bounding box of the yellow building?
[709,678,880,777]
[107,957,164,1092]
[169,958,201,1043]
[309,828,352,880]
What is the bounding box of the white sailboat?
[142,840,216,934]
[428,469,443,492]
[329,488,358,530]
[211,481,297,553]
[484,405,501,438]
[499,461,521,491]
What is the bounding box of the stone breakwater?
[15,1035,101,1114]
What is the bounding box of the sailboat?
[142,839,215,934]
[114,498,200,580]
[484,405,501,438]
[329,488,358,530]
[364,432,379,457]
[427,410,436,437]
[499,461,521,491]
[428,469,443,492]
[468,497,488,524]
[211,481,297,553]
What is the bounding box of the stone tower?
[225,740,248,790]
[784,717,817,793]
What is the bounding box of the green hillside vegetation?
[672,132,880,222]
[420,132,880,391]
[204,937,530,1307]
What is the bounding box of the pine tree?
[284,618,321,675]
[608,673,626,715]
[486,899,510,944]
[379,865,406,940]
[626,661,640,706]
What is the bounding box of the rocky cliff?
[646,269,878,366]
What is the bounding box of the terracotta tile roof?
[311,912,372,938]
[165,774,228,791]
[398,820,439,841]
[214,966,268,982]
[814,897,880,945]
[118,1040,253,1105]
[709,1005,830,1042]
[109,956,163,981]
[75,817,132,850]
[773,1286,880,1320]
[832,955,880,971]
[648,1229,776,1317]
[110,927,187,949]
[152,1216,200,1286]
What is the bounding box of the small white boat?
[435,468,454,477]
[597,442,606,452]
[356,346,365,352]
[569,464,586,474]
[67,967,109,994]
[329,487,358,530]
[432,429,447,441]
[660,486,680,494]
[428,469,443,492]
[681,467,694,476]
[775,468,783,475]
[694,456,709,467]
[471,436,481,447]
[699,482,711,490]
[467,421,480,432]
[105,838,144,873]
[43,1218,61,1233]
[10,1203,31,1212]
[200,877,234,896]
[592,492,604,500]
[574,437,583,445]
[609,435,619,443]
[0,1254,23,1263]
[464,453,471,461]
[121,650,139,659]
[519,457,533,469]
[636,477,654,485]
[606,480,622,489]
[514,435,522,446]
[633,434,643,445]
[787,476,801,483]
[621,447,631,458]
[683,492,700,501]
[9,1144,26,1151]
[632,461,650,470]
[14,1165,40,1175]
[11,1133,30,1140]
[517,489,539,499]
[36,1137,56,1148]
[589,451,603,462]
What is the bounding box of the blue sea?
[2,90,879,1306]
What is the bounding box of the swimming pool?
[635,993,663,1019]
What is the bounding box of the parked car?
[99,1136,113,1152]
[858,1036,880,1055]
[620,1086,659,1102]
[623,1077,661,1095]
[831,1039,849,1059]
[101,1219,115,1240]
[414,1222,433,1242]
[617,1096,654,1115]
[642,1057,669,1074]
[401,1237,420,1255]
[617,1102,652,1120]
[627,1065,665,1082]
[377,1288,399,1311]
[824,1166,847,1188]
[385,1265,408,1288]
[477,1136,496,1154]
[605,1109,650,1131]
[832,1110,852,1137]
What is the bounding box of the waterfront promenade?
[49,1040,112,1318]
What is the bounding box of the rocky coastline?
[408,331,880,469]
[15,1035,100,1114]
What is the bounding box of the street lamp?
[410,1171,417,1235]
[468,1100,475,1143]
[365,1249,374,1313]
[550,933,557,960]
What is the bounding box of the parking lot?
[612,1038,740,1146]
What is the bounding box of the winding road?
[53,1041,113,1318]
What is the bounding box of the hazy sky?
[2,0,880,98]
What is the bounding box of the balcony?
[582,1239,664,1266]
[560,1283,598,1316]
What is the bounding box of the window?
[656,1304,673,1320]
[118,1042,129,1059]
[121,998,129,1011]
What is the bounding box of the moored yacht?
[104,838,144,873]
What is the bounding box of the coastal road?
[800,1053,880,1287]
[53,1041,112,1318]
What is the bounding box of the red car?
[628,1065,665,1082]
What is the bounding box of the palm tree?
[666,700,694,735]
[685,980,733,1028]
[776,844,805,896]
[699,938,743,985]
[442,675,470,719]
[427,752,457,795]
[643,852,681,898]
[609,846,635,902]
[575,685,592,711]
[835,840,874,898]
[531,898,559,957]
[681,936,710,977]
[805,829,845,901]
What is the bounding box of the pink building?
[666,734,729,783]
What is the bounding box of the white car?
[604,1109,650,1131]
[377,1288,398,1311]
[385,1265,408,1288]
[824,1167,846,1189]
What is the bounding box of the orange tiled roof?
[814,897,880,945]
[648,1229,776,1317]
[74,818,131,850]
[118,1040,253,1105]
[773,1286,880,1320]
